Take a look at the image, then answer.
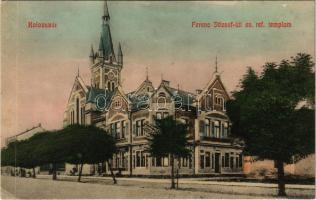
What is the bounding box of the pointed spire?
[213,56,220,77]
[90,45,94,58]
[117,42,123,65]
[215,56,218,73]
[77,66,80,77]
[146,67,149,81]
[102,0,110,23]
[99,35,105,55]
[90,45,95,64]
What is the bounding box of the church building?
[63,1,243,176]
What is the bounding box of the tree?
[30,130,68,180]
[1,134,49,178]
[1,142,17,175]
[226,53,315,196]
[148,116,190,189]
[62,125,117,183]
[14,139,41,178]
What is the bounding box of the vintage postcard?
[1,0,315,199]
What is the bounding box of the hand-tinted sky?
[1,1,314,145]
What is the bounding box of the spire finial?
[117,42,123,65]
[146,67,149,81]
[102,0,110,22]
[215,55,218,73]
[77,66,80,77]
[90,44,95,58]
[161,73,163,81]
[177,84,180,91]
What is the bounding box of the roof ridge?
[166,86,196,95]
[13,125,44,138]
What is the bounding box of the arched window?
[113,98,122,110]
[215,95,225,111]
[107,82,111,91]
[158,92,166,97]
[70,110,74,124]
[112,82,115,91]
[76,98,79,124]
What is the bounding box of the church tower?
[89,1,123,91]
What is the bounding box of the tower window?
[112,82,115,91]
[107,82,111,91]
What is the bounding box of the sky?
[1,1,314,145]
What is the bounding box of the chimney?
[196,89,202,95]
[161,80,170,87]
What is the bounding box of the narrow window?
[239,154,243,167]
[163,112,169,118]
[211,154,214,169]
[107,82,111,91]
[121,121,125,139]
[156,157,162,167]
[136,120,141,136]
[152,157,156,167]
[156,112,162,120]
[200,155,205,169]
[230,157,234,169]
[205,120,210,137]
[205,152,210,167]
[136,151,141,167]
[76,98,79,124]
[111,82,115,91]
[225,153,229,167]
[141,152,145,167]
[116,122,120,139]
[141,119,145,136]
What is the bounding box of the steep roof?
[86,87,114,109]
[197,74,230,100]
[165,86,196,106]
[66,75,89,104]
[99,23,115,61]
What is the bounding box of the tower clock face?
[108,72,115,80]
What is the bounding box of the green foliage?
[148,116,191,158]
[63,124,116,165]
[148,116,191,188]
[1,125,116,179]
[227,53,315,163]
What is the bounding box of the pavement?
[1,187,16,199]
[1,175,315,199]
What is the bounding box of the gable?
[151,84,173,102]
[134,80,155,96]
[67,76,88,105]
[198,76,230,101]
[107,86,130,119]
[197,75,230,112]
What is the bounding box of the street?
[1,175,314,199]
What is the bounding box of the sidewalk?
[1,187,16,199]
[36,174,315,198]
[38,174,315,190]
[0,176,267,199]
